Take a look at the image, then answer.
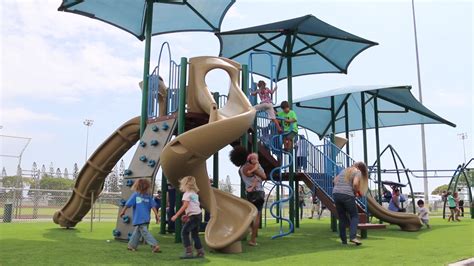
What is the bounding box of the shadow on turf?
[364,223,454,241]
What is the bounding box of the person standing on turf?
[229,146,267,246]
[309,192,321,219]
[171,176,205,259]
[119,178,160,253]
[446,192,460,222]
[332,162,368,246]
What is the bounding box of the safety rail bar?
[319,136,367,210]
[147,42,181,119]
[255,113,367,212]
[248,51,278,105]
[265,117,295,239]
[443,158,474,219]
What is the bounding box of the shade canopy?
[217,14,378,81]
[292,85,456,137]
[58,0,235,40]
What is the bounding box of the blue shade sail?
[58,0,235,40]
[290,85,456,137]
[217,15,378,81]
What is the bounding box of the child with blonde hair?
[119,178,160,253]
[171,176,204,259]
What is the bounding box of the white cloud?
[0,107,60,124]
[1,1,143,103]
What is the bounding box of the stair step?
[357,223,387,230]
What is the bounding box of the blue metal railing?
[166,60,180,114]
[255,114,367,212]
[255,113,294,238]
[268,131,294,239]
[248,51,278,105]
[320,137,367,210]
[147,42,181,119]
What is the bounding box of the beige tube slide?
[161,56,257,253]
[53,117,140,227]
[367,196,422,232]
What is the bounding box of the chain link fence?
[1,186,463,224]
[0,187,121,223]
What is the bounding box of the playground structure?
[53,48,466,244]
[55,35,469,242]
[366,144,473,219]
[50,0,472,257]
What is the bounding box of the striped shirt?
[332,168,360,196]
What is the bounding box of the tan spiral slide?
[161,56,258,253]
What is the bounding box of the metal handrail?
[248,51,278,105]
[147,42,181,119]
[255,115,369,220]
[267,122,294,239]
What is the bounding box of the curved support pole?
[443,165,462,219]
[369,144,416,213]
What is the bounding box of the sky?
[0,0,472,195]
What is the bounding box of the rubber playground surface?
[0,217,472,265]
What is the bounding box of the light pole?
[83,119,94,163]
[411,0,429,204]
[349,132,356,158]
[458,133,468,164]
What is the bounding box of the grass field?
[0,218,472,265]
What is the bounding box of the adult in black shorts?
[230,146,267,246]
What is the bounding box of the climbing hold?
[122,215,130,224]
[127,232,133,241]
[124,169,132,176]
[126,179,134,187]
[162,123,169,131]
[148,160,156,168]
[112,229,121,237]
[152,125,159,132]
[139,155,147,162]
[119,199,127,207]
[150,140,159,146]
[139,141,147,147]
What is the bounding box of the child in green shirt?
[277,101,298,151]
[447,192,460,222]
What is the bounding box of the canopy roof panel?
[292,85,456,137]
[217,14,378,81]
[58,0,235,40]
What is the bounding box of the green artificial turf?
[0,218,472,265]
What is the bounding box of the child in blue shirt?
[119,178,160,252]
